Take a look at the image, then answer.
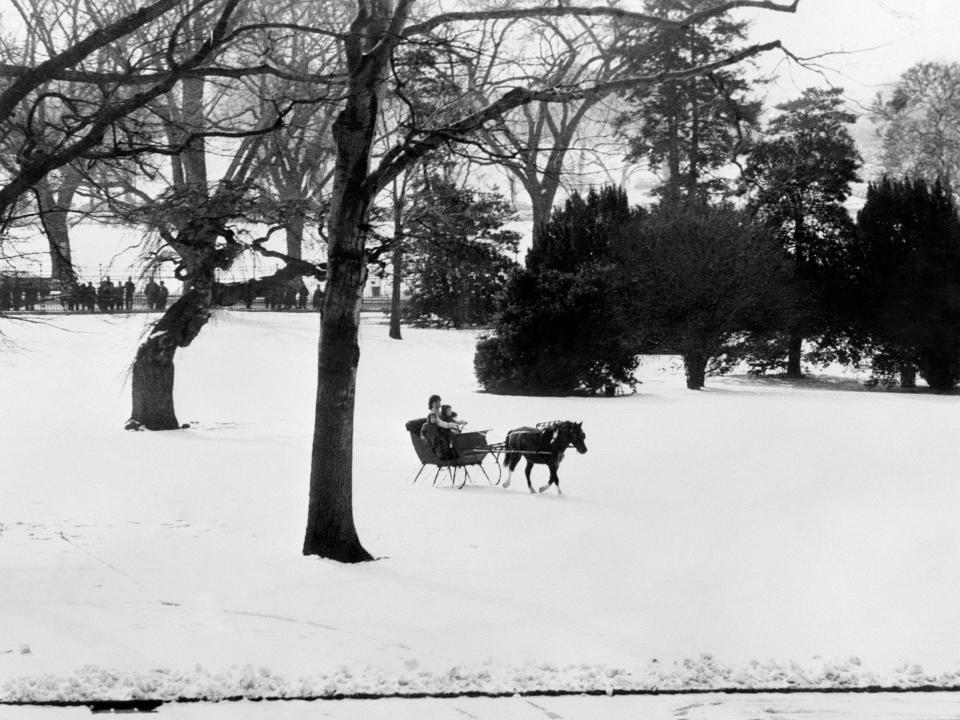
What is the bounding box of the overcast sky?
[742,0,960,109]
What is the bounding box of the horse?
[502,421,587,494]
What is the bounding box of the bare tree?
[870,61,960,192]
[477,15,629,248]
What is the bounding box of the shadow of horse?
[502,421,587,494]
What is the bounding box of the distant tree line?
[475,77,960,395]
[475,173,960,395]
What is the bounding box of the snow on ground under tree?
[1,311,959,702]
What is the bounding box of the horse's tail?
[503,430,516,467]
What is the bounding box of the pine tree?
[850,177,960,392]
[402,173,519,328]
[618,202,792,389]
[740,86,861,377]
[526,185,637,273]
[615,0,762,203]
[475,185,643,395]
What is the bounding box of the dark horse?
[502,421,587,494]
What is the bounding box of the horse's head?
[560,421,587,454]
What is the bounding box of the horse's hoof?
[539,486,548,493]
[502,479,510,489]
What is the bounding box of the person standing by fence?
[144,279,159,310]
[124,277,135,311]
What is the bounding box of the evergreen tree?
[475,185,643,395]
[402,173,519,328]
[526,185,636,272]
[849,177,960,392]
[740,87,861,377]
[615,0,762,203]
[475,265,639,395]
[618,202,792,389]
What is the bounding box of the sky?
[742,0,960,109]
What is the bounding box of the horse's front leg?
[539,463,560,494]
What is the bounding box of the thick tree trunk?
[285,213,304,260]
[129,338,179,430]
[303,251,372,562]
[529,193,551,254]
[35,170,81,285]
[180,77,207,188]
[786,332,803,378]
[302,4,396,561]
[683,350,707,390]
[36,187,76,284]
[389,237,403,340]
[127,281,214,430]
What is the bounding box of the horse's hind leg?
[525,460,535,493]
[503,453,517,489]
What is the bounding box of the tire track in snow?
[57,528,147,592]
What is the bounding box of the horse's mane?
[536,420,566,431]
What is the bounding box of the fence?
[0,270,401,315]
[0,287,395,314]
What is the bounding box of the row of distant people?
[232,284,323,311]
[0,279,47,311]
[61,278,170,312]
[1,276,328,313]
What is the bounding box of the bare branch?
[0,0,181,121]
[403,1,799,38]
[366,39,787,195]
[0,62,346,86]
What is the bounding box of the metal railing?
[1,292,395,314]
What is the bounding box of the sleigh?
[405,418,502,489]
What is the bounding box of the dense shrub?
[474,265,639,395]
[617,203,795,389]
[849,177,960,392]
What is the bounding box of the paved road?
[3,693,960,719]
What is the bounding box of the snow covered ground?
[1,311,960,710]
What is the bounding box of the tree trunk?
[900,363,916,389]
[683,350,707,390]
[36,186,76,284]
[786,331,803,378]
[529,192,552,255]
[665,94,682,206]
[303,251,372,562]
[302,4,396,562]
[389,235,403,340]
[127,280,215,430]
[285,213,304,260]
[180,76,207,188]
[35,169,81,285]
[129,337,179,430]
